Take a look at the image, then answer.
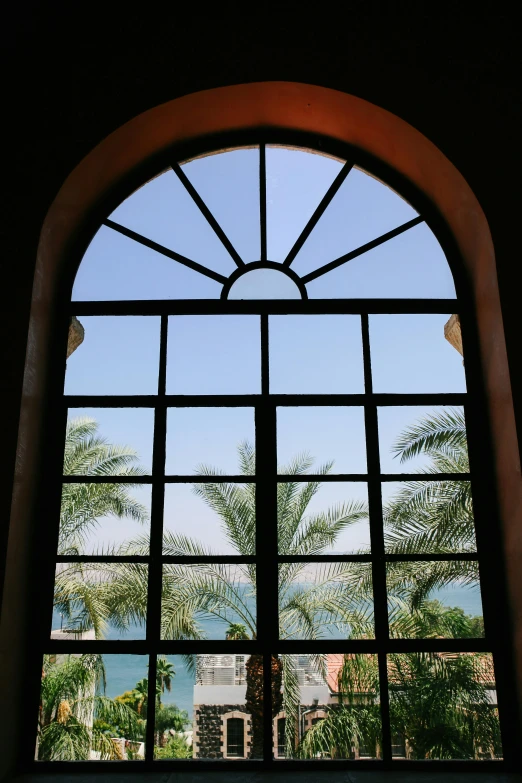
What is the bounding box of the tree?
[130,678,151,716]
[388,652,501,759]
[341,408,481,633]
[114,689,143,715]
[151,657,184,748]
[384,408,477,606]
[82,444,369,640]
[157,443,370,758]
[226,623,249,640]
[119,677,161,719]
[54,418,148,638]
[298,651,501,760]
[298,654,381,759]
[298,409,500,760]
[59,417,148,555]
[38,654,140,760]
[243,654,284,759]
[154,704,190,749]
[155,657,175,706]
[56,424,459,760]
[154,733,192,759]
[146,444,370,645]
[106,444,369,756]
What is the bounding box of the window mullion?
[144,314,168,761]
[256,314,278,762]
[260,143,267,263]
[361,313,392,763]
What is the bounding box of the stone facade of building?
[193,704,251,759]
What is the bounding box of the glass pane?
[293,167,418,278]
[166,407,255,475]
[167,315,261,395]
[153,654,261,759]
[266,147,344,262]
[227,717,245,757]
[369,314,466,393]
[387,560,483,638]
[378,406,468,474]
[59,483,151,555]
[278,482,369,554]
[65,408,154,475]
[388,653,502,760]
[279,562,373,639]
[109,169,236,277]
[72,225,222,301]
[64,316,160,396]
[37,654,148,761]
[269,315,364,394]
[277,406,367,474]
[161,564,256,640]
[52,563,148,640]
[228,267,302,299]
[181,148,261,263]
[306,222,456,299]
[163,483,255,555]
[274,653,381,759]
[382,480,477,554]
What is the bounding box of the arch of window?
[73,145,455,303]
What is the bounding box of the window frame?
[222,712,249,759]
[25,131,514,772]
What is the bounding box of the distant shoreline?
[51,584,482,718]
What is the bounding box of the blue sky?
[64,146,466,554]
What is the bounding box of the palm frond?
[191,480,256,556]
[392,408,468,465]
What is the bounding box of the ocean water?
[52,584,482,720]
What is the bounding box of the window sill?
[10,771,522,783]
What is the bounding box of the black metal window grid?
[30,138,514,773]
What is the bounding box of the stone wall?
[195,703,335,759]
[193,704,250,759]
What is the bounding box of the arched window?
[31,135,507,770]
[219,710,250,760]
[226,718,245,758]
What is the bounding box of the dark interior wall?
[1,1,521,764]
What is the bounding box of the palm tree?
[298,409,498,760]
[101,448,371,638]
[125,677,161,718]
[110,443,370,756]
[298,654,381,759]
[54,417,148,637]
[383,408,477,607]
[155,657,175,706]
[38,654,140,760]
[226,623,249,640]
[157,443,370,758]
[157,444,370,640]
[341,408,479,628]
[298,651,501,760]
[388,652,501,759]
[154,704,189,749]
[60,417,148,555]
[50,429,372,758]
